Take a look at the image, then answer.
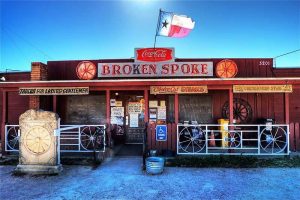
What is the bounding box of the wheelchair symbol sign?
[156,125,167,141]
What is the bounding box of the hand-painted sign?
[135,48,174,62]
[150,86,208,94]
[156,125,167,141]
[98,62,213,78]
[19,87,89,95]
[233,85,293,93]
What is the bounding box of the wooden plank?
[106,90,110,124]
[289,123,295,152]
[285,93,290,124]
[171,123,177,152]
[147,125,152,150]
[174,94,179,124]
[53,95,57,113]
[229,89,233,124]
[1,90,7,155]
[167,123,172,151]
[295,123,300,151]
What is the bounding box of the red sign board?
[135,48,174,62]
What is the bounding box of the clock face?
[24,126,51,154]
[76,61,97,80]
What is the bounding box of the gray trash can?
[146,157,165,175]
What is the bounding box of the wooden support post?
[106,90,110,124]
[175,94,179,124]
[53,95,57,113]
[284,93,290,124]
[144,89,149,123]
[229,88,234,124]
[1,90,7,155]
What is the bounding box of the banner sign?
[19,87,89,95]
[233,85,293,93]
[98,62,213,78]
[135,48,174,62]
[150,86,208,94]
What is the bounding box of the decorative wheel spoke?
[260,126,287,154]
[179,126,206,153]
[80,126,105,151]
[6,126,20,150]
[222,98,252,124]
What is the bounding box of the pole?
[154,9,162,49]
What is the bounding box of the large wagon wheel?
[178,126,206,153]
[222,98,253,124]
[216,59,238,78]
[80,126,105,151]
[6,126,20,150]
[260,126,287,154]
[76,61,97,80]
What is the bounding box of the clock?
[24,126,51,154]
[76,61,97,80]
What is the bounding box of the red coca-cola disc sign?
[135,48,174,62]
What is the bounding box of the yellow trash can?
[218,119,229,147]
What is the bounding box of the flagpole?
[154,9,162,49]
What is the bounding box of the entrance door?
[125,93,145,144]
[110,91,145,144]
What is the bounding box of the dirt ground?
[0,157,300,200]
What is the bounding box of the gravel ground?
[0,157,300,200]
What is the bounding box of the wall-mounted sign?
[135,48,174,62]
[110,99,116,106]
[130,113,139,127]
[150,86,208,94]
[156,125,167,141]
[19,87,89,95]
[128,102,142,114]
[216,59,238,78]
[233,85,293,93]
[98,62,213,78]
[157,107,166,120]
[76,61,97,80]
[111,107,124,117]
[115,101,123,107]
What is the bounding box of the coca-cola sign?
[135,48,174,62]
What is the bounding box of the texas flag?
[156,10,195,38]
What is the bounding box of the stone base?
[14,164,63,175]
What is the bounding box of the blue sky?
[1,0,299,71]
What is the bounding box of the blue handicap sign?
[156,125,167,141]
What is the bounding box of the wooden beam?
[229,88,234,124]
[106,90,110,124]
[1,90,7,154]
[285,93,290,124]
[175,94,179,124]
[144,89,149,123]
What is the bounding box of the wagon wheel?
[80,126,104,151]
[216,59,238,78]
[260,126,287,154]
[178,126,206,153]
[222,98,253,124]
[76,61,97,80]
[6,126,20,150]
[225,132,241,148]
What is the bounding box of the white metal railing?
[177,124,289,155]
[5,124,106,153]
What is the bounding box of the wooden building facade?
[1,49,300,154]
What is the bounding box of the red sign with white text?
[135,48,174,62]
